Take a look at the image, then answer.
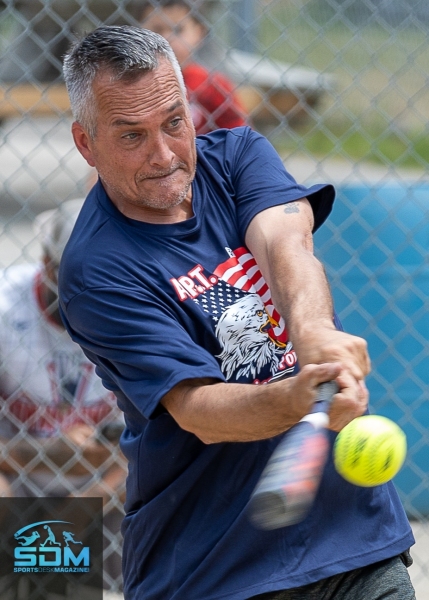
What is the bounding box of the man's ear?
[72,121,96,168]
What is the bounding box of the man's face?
[72,59,197,221]
[141,6,205,66]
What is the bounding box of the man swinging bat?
[59,24,415,600]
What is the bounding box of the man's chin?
[141,196,186,210]
[137,184,191,210]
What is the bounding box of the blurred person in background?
[0,198,126,590]
[138,0,249,134]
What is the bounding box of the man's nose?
[147,132,175,168]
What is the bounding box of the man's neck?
[116,196,194,224]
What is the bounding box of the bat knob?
[248,490,310,530]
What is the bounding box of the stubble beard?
[137,170,194,210]
[100,165,195,211]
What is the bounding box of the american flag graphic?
[213,246,288,346]
[192,278,248,322]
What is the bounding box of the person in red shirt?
[138,0,249,134]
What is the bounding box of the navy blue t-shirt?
[59,127,413,600]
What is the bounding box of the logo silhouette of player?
[14,530,40,546]
[62,531,82,547]
[41,524,61,547]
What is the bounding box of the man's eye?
[123,132,139,140]
[170,118,182,127]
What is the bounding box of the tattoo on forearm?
[283,202,300,214]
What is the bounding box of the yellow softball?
[333,415,407,487]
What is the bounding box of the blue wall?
[315,183,429,516]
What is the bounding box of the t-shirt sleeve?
[219,128,335,239]
[62,286,225,420]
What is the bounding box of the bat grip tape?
[300,381,339,428]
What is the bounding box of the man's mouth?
[147,172,174,180]
[139,166,182,181]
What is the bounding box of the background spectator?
[0,198,125,590]
[138,0,249,134]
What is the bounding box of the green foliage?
[256,4,429,168]
[275,122,429,168]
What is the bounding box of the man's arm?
[161,198,371,444]
[244,198,371,384]
[161,363,366,444]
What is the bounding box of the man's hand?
[291,325,371,381]
[327,368,368,431]
[266,362,368,433]
[290,325,370,423]
[162,362,367,444]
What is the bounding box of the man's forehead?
[93,59,180,92]
[91,63,188,127]
[111,99,186,128]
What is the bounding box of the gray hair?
[63,25,187,138]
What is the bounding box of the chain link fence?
[0,0,429,597]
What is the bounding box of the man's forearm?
[245,200,370,378]
[271,242,333,332]
[161,363,346,444]
[246,200,334,345]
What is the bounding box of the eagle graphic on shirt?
[190,247,298,383]
[215,293,292,380]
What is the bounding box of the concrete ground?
[408,521,429,600]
